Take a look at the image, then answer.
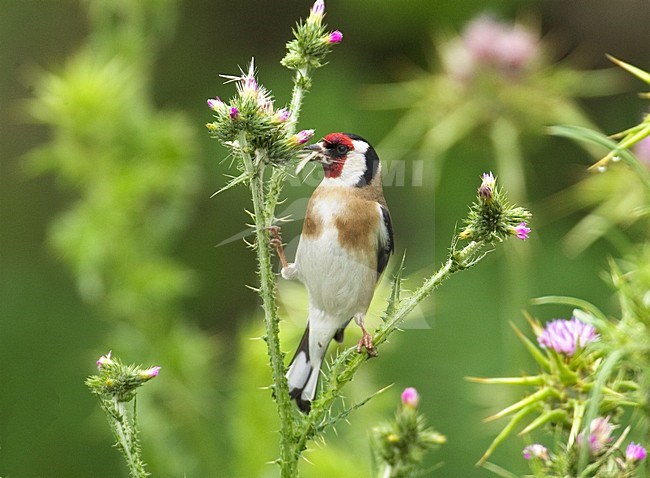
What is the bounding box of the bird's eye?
[336,144,348,155]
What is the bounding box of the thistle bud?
[328,30,343,44]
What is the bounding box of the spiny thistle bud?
[370,389,446,477]
[459,172,531,242]
[86,352,161,403]
[206,59,313,165]
[282,0,341,72]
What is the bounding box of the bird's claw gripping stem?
[268,226,289,270]
[357,325,378,357]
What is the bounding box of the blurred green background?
[1,1,649,477]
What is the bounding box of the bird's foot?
[268,226,289,270]
[356,326,378,357]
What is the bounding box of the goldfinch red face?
[302,132,380,188]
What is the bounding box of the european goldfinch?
[272,132,394,413]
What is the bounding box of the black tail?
[286,324,318,413]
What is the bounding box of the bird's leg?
[268,226,298,280]
[268,226,289,269]
[354,313,377,357]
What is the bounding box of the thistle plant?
[363,13,622,200]
[370,388,446,478]
[86,352,161,478]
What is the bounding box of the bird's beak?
[296,142,329,174]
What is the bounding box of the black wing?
[377,204,394,278]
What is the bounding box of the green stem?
[239,132,296,477]
[103,398,148,478]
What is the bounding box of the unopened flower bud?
[328,30,343,44]
[310,0,325,20]
[207,97,224,111]
[96,351,114,369]
[292,129,315,145]
[274,108,290,123]
[523,443,548,460]
[401,387,420,408]
[478,171,495,202]
[140,366,161,379]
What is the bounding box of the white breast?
[295,196,377,318]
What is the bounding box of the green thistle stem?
[238,132,297,477]
[99,397,148,478]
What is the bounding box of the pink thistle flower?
[229,107,239,120]
[207,97,224,111]
[401,387,420,408]
[292,129,315,145]
[462,15,538,71]
[478,171,495,201]
[514,222,531,240]
[626,442,647,463]
[523,443,548,460]
[328,30,343,44]
[96,351,113,369]
[577,417,615,455]
[311,0,325,18]
[274,108,290,123]
[140,366,161,379]
[538,317,599,357]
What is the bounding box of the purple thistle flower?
[626,442,647,463]
[577,417,614,455]
[478,171,495,201]
[140,366,161,379]
[401,387,420,408]
[514,222,531,240]
[275,107,290,123]
[537,317,599,357]
[292,129,315,145]
[229,106,239,120]
[462,16,538,70]
[328,30,343,44]
[523,443,548,460]
[96,351,113,369]
[311,0,325,17]
[207,97,224,111]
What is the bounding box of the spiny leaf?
[210,172,250,197]
[477,406,535,466]
[518,408,567,435]
[466,375,545,386]
[606,54,650,85]
[484,388,553,423]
